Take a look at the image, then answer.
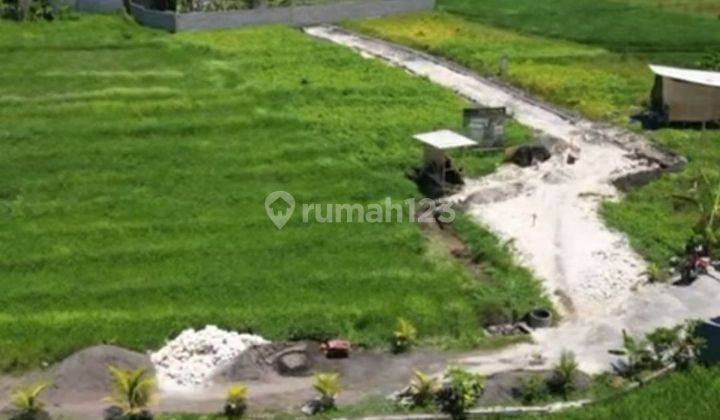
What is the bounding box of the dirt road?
[305,25,717,374]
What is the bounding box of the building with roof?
[649,64,720,123]
[411,129,477,197]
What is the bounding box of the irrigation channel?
[304,25,720,375]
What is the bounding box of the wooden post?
[498,54,508,77]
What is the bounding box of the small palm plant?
[551,351,578,400]
[408,369,439,408]
[392,318,418,354]
[674,172,720,253]
[10,381,51,419]
[105,366,156,419]
[312,372,342,411]
[224,384,248,419]
[646,262,669,283]
[617,330,653,381]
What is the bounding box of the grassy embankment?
[159,364,720,419]
[0,14,549,371]
[344,0,720,266]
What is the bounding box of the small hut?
[649,64,720,123]
[412,129,477,197]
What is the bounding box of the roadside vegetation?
[607,0,720,16]
[0,14,548,371]
[528,365,720,420]
[345,0,720,266]
[157,364,720,419]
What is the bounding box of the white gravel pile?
[151,325,268,391]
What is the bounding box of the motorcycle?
[679,244,712,284]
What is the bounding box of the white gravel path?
[305,25,720,374]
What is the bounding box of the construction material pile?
[151,325,268,390]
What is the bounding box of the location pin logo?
[265,191,295,230]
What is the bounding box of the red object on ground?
[321,340,351,359]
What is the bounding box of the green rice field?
[0,14,549,371]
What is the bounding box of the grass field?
[530,365,720,419]
[0,14,551,371]
[345,0,720,266]
[624,0,720,15]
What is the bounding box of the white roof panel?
[413,129,477,150]
[649,64,720,88]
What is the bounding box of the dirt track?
[304,25,718,375]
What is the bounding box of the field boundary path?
[305,25,719,374]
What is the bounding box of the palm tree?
[551,351,578,400]
[105,366,157,418]
[10,381,50,419]
[409,369,439,407]
[312,372,342,411]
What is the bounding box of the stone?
[505,144,552,167]
[277,352,309,376]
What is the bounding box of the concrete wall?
[130,2,176,31]
[75,0,125,12]
[130,0,435,32]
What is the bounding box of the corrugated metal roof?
[413,129,477,150]
[650,64,720,88]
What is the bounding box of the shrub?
[672,320,706,369]
[646,325,681,369]
[434,366,485,419]
[408,369,439,408]
[517,374,548,405]
[312,372,342,412]
[105,366,156,419]
[697,50,720,71]
[391,318,417,354]
[646,262,669,283]
[223,384,248,419]
[674,171,720,255]
[1,0,54,21]
[550,351,578,400]
[9,381,51,420]
[617,330,653,380]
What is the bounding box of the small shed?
[463,107,507,148]
[649,64,720,123]
[413,129,477,196]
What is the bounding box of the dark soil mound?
[47,345,153,400]
[214,341,449,397]
[212,342,304,382]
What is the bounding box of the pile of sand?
[151,326,268,391]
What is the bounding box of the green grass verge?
[437,0,720,54]
[344,2,720,266]
[621,0,720,15]
[158,366,720,419]
[524,365,720,419]
[0,14,547,371]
